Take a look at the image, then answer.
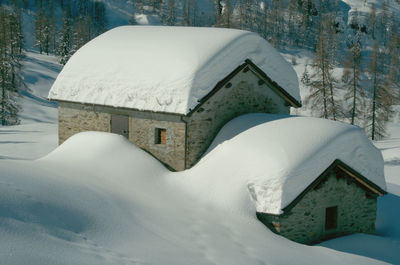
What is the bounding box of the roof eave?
[187,59,301,116]
[278,159,386,216]
[244,59,302,108]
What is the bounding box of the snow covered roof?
[48,26,301,115]
[185,114,386,215]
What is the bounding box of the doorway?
[111,114,129,139]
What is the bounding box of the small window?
[155,128,166,145]
[325,206,338,230]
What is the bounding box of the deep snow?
[183,114,385,214]
[0,131,392,265]
[1,40,400,265]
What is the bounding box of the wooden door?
[111,115,129,139]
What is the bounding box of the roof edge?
[50,99,185,117]
[279,159,386,215]
[244,59,302,108]
[187,59,301,116]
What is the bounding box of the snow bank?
[178,114,386,215]
[48,26,300,114]
[0,119,389,264]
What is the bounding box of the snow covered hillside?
[0,0,399,261]
[0,128,394,264]
[0,51,59,160]
[0,115,399,264]
[0,44,400,265]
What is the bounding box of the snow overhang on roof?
[194,114,386,215]
[48,26,301,115]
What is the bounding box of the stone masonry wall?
[258,170,377,244]
[184,67,290,168]
[59,102,111,144]
[129,117,186,171]
[58,101,186,171]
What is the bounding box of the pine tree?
[34,8,45,53]
[366,42,393,140]
[93,2,107,36]
[166,0,176,25]
[368,3,376,39]
[214,0,223,26]
[0,7,23,125]
[218,0,232,28]
[57,11,72,65]
[385,31,400,104]
[342,22,364,125]
[305,15,341,120]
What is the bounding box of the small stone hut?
[240,115,387,245]
[48,26,301,171]
[256,159,386,244]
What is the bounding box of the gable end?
[282,159,386,215]
[187,59,300,116]
[244,59,302,108]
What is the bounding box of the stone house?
[48,26,301,171]
[49,26,385,245]
[256,159,386,245]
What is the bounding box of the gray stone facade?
[58,102,111,142]
[58,102,186,171]
[57,65,291,171]
[183,67,290,168]
[257,167,378,245]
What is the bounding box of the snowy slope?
[0,131,391,265]
[0,51,399,265]
[0,51,59,160]
[343,0,400,25]
[189,114,385,214]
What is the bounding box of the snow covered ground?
[1,50,400,265]
[0,51,59,160]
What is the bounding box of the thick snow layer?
[0,130,388,265]
[48,26,300,114]
[181,114,385,214]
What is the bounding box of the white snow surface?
[48,26,300,114]
[0,129,386,265]
[2,42,399,265]
[186,113,385,214]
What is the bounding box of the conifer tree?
[57,11,72,65]
[368,3,376,39]
[343,23,364,125]
[366,42,393,140]
[166,0,176,25]
[304,15,340,120]
[0,7,23,125]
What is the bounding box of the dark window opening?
[155,128,166,145]
[325,206,338,230]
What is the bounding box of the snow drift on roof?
[179,114,386,215]
[48,26,300,114]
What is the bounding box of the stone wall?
[58,101,186,171]
[129,117,186,171]
[184,67,290,168]
[58,66,292,171]
[257,169,378,244]
[58,102,111,144]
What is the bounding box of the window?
[325,206,338,230]
[155,128,167,145]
